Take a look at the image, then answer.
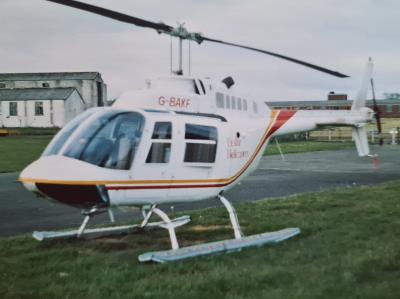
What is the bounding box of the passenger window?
[152,122,171,139]
[146,143,171,163]
[146,122,172,163]
[231,96,236,110]
[237,98,242,110]
[216,92,224,108]
[225,95,231,109]
[243,99,248,111]
[184,124,217,163]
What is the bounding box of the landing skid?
[32,206,190,241]
[139,195,300,263]
[139,228,300,263]
[32,196,300,262]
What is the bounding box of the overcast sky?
[0,0,399,101]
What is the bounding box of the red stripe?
[107,183,227,190]
[265,110,296,138]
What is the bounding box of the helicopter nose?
[19,159,45,193]
[19,156,109,208]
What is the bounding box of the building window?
[0,83,6,88]
[386,105,393,112]
[184,124,217,163]
[35,101,44,116]
[42,82,50,88]
[243,99,248,111]
[231,96,236,110]
[216,92,224,108]
[9,102,18,116]
[146,122,172,163]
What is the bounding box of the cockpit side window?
[42,108,101,157]
[63,111,144,170]
[146,122,172,163]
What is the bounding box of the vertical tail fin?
[351,58,374,157]
[352,58,373,111]
[352,126,369,156]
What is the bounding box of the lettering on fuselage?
[158,96,191,108]
[227,138,249,159]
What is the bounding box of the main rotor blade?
[45,1,348,78]
[46,0,173,33]
[201,37,349,78]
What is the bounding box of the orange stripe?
[19,110,295,188]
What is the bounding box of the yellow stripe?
[19,110,280,186]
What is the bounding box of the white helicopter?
[19,0,377,263]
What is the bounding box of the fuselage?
[19,75,374,209]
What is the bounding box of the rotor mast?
[170,23,199,75]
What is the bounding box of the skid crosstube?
[138,227,300,263]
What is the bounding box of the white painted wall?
[53,100,65,127]
[0,101,26,127]
[1,77,106,108]
[0,91,85,128]
[64,90,84,124]
[26,100,51,127]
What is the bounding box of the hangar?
[0,72,107,128]
[0,87,84,128]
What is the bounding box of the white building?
[0,88,84,127]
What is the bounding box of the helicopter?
[19,0,378,263]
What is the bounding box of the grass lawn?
[1,181,400,299]
[264,140,354,156]
[0,136,52,173]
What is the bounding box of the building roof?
[0,88,78,102]
[0,72,101,81]
[266,99,399,107]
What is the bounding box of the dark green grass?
[0,136,52,173]
[1,181,400,299]
[16,127,60,136]
[264,140,354,156]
